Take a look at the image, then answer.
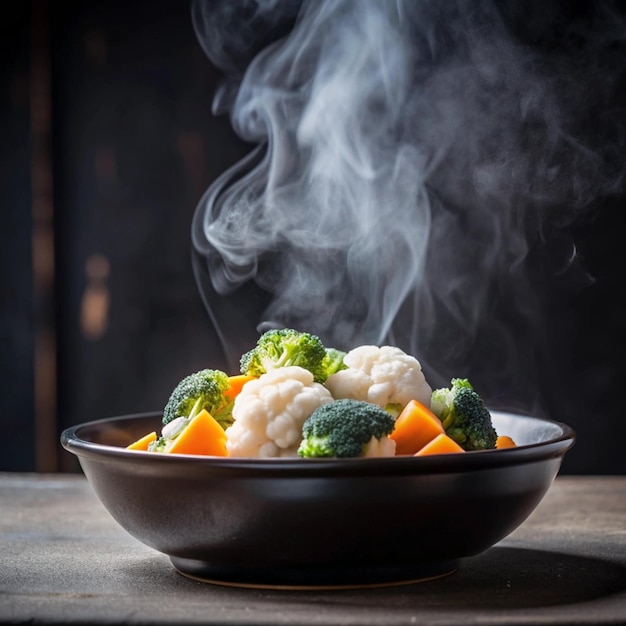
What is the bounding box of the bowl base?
[170,557,459,590]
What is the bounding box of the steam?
[191,0,625,390]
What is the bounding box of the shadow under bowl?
[61,411,574,589]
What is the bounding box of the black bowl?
[61,411,574,589]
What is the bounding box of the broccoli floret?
[430,378,497,451]
[384,402,404,419]
[297,398,396,458]
[148,436,167,453]
[240,328,328,382]
[162,368,233,429]
[320,347,348,380]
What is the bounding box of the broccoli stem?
[188,397,203,420]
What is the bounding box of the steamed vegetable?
[324,345,432,415]
[320,347,348,379]
[226,365,334,458]
[430,378,497,451]
[496,435,517,449]
[125,327,522,459]
[389,399,445,455]
[126,431,157,451]
[239,328,330,382]
[163,368,232,428]
[162,370,254,429]
[225,374,257,398]
[297,398,396,458]
[414,433,465,456]
[149,410,228,456]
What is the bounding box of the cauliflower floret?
[226,365,333,458]
[325,345,432,411]
[362,435,397,458]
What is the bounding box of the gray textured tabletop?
[1,473,625,625]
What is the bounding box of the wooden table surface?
[1,473,625,625]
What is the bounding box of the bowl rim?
[61,410,575,475]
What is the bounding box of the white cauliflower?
[325,345,432,411]
[226,365,334,458]
[362,435,397,458]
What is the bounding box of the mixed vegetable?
[127,328,517,458]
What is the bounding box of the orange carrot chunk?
[496,435,517,449]
[390,399,445,455]
[167,409,228,456]
[126,431,157,451]
[414,433,465,456]
[225,374,256,402]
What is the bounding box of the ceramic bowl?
[61,411,574,589]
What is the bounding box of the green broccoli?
[297,398,396,458]
[320,347,348,379]
[148,436,168,453]
[430,378,497,451]
[162,368,233,429]
[239,328,328,382]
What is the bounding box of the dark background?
[1,0,625,474]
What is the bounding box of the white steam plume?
[191,0,625,388]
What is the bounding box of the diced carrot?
[225,374,256,401]
[496,435,517,449]
[126,431,157,451]
[167,409,228,456]
[390,399,445,455]
[414,433,465,456]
